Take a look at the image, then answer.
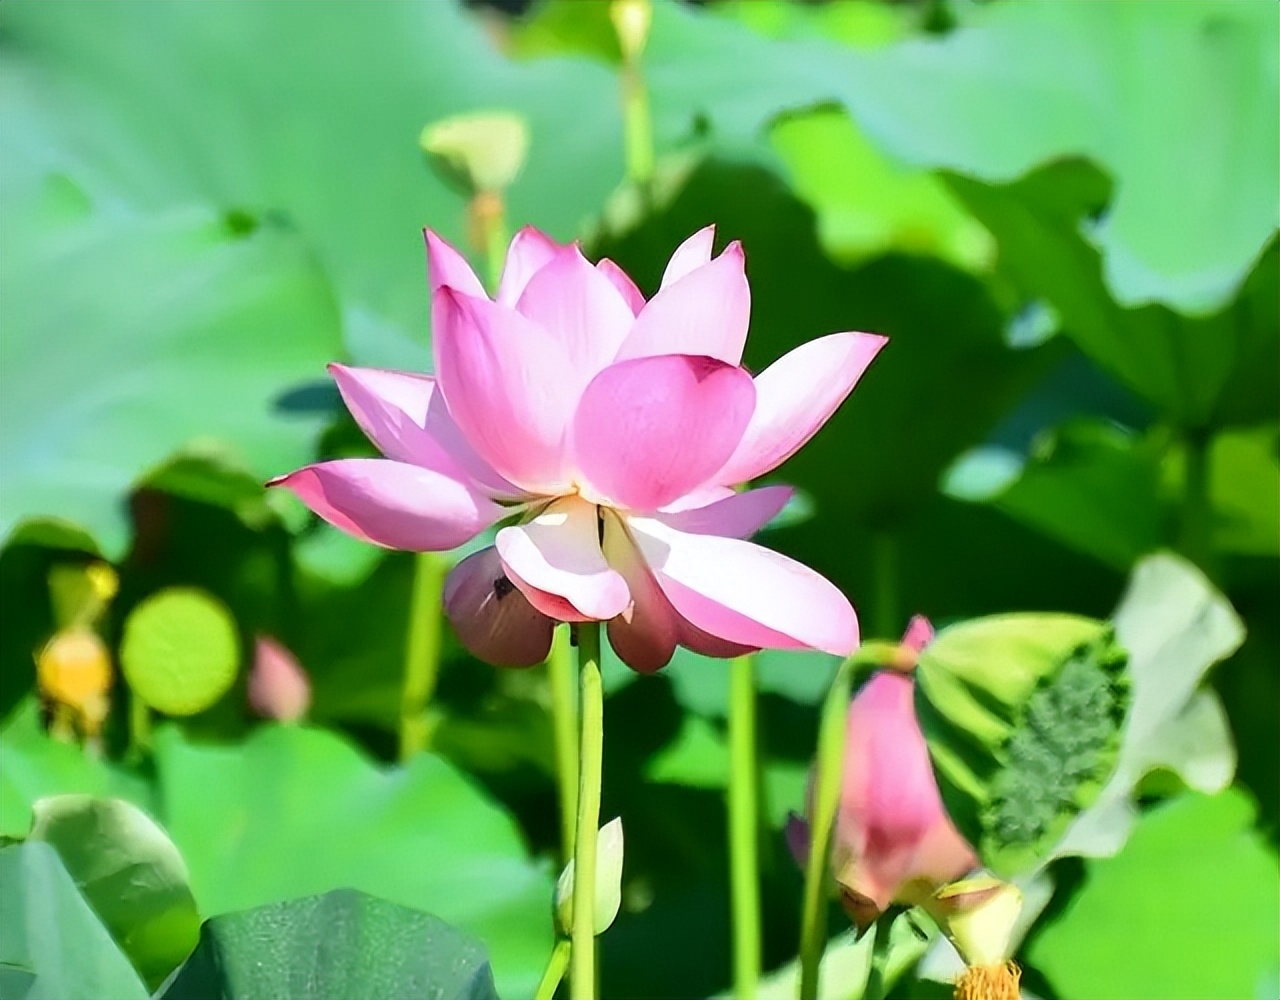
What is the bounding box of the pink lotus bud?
[791,617,976,932]
[248,637,311,723]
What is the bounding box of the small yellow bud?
[37,629,113,738]
[610,0,653,63]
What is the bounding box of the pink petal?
[675,619,758,659]
[249,637,311,722]
[515,246,635,384]
[658,485,793,539]
[496,225,564,306]
[596,258,647,315]
[659,225,715,289]
[718,332,887,485]
[614,242,750,365]
[627,516,858,657]
[269,459,503,551]
[444,547,555,668]
[901,615,935,655]
[601,510,679,673]
[660,485,735,513]
[571,355,756,512]
[495,497,631,621]
[327,364,517,496]
[425,229,485,297]
[433,287,576,493]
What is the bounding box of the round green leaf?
[29,795,200,990]
[120,588,239,716]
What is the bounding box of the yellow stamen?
[954,961,1021,1000]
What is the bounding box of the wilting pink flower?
[788,617,976,931]
[270,226,885,671]
[248,637,311,723]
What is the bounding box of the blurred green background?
[0,1,1276,998]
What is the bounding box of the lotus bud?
[610,0,653,63]
[913,614,1130,876]
[555,817,624,936]
[419,111,530,197]
[248,637,311,723]
[924,877,1024,1000]
[37,629,112,739]
[48,561,118,630]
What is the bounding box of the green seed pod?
[420,111,530,197]
[914,614,1129,876]
[120,588,240,716]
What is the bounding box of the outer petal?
[444,547,555,668]
[496,496,630,621]
[596,258,647,315]
[602,511,679,673]
[497,225,564,306]
[571,354,756,512]
[614,242,750,365]
[658,485,793,539]
[269,459,502,552]
[425,229,485,297]
[627,516,858,657]
[516,247,635,384]
[434,287,576,492]
[718,332,887,485]
[659,225,715,288]
[328,364,516,496]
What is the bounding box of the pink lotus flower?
[248,636,312,723]
[788,617,977,930]
[270,226,885,672]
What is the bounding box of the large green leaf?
[640,0,1278,313]
[153,725,552,999]
[1029,789,1279,1000]
[29,795,200,989]
[0,842,148,1000]
[161,890,498,1000]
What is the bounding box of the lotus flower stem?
[399,552,446,760]
[570,622,605,1000]
[1177,428,1215,578]
[549,625,580,863]
[728,653,762,999]
[127,693,151,761]
[798,659,853,1000]
[611,0,655,187]
[535,939,572,1000]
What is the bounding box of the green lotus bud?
[914,614,1129,876]
[555,817,624,936]
[610,0,653,63]
[420,111,530,196]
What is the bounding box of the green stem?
[620,62,655,188]
[570,623,605,1000]
[536,939,571,1000]
[728,654,761,1000]
[549,625,579,864]
[399,552,446,761]
[1178,429,1214,576]
[127,694,152,761]
[798,661,853,1000]
[483,198,509,292]
[871,531,899,641]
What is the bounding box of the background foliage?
[0,1,1275,998]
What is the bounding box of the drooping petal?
[496,496,630,621]
[601,511,679,673]
[444,547,555,668]
[425,229,485,297]
[614,242,750,364]
[433,287,576,493]
[327,364,516,496]
[658,485,793,539]
[516,247,635,384]
[659,225,715,288]
[717,332,887,485]
[269,459,503,552]
[571,354,756,512]
[596,259,647,315]
[627,516,858,656]
[496,225,564,306]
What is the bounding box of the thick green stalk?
[728,654,762,1000]
[399,552,446,761]
[570,623,605,1000]
[620,64,655,187]
[127,695,151,761]
[549,625,580,863]
[536,939,572,1000]
[798,661,853,1000]
[1178,429,1215,577]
